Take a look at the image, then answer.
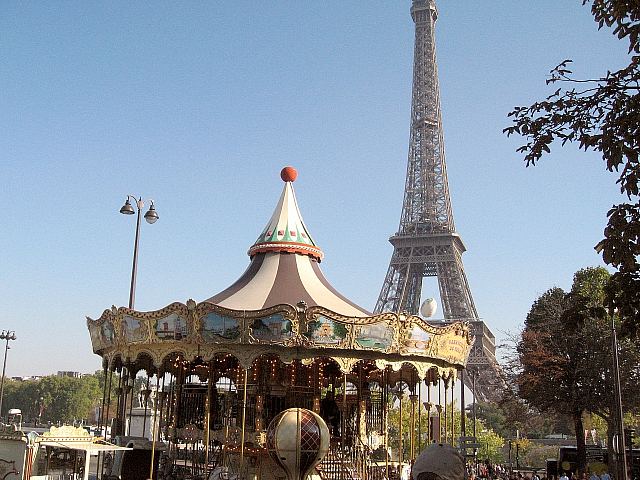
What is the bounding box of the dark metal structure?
[374,0,502,401]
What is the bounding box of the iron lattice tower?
[375,0,502,401]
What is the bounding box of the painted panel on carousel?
[200,312,241,340]
[154,313,189,341]
[87,323,103,350]
[431,331,469,365]
[100,320,116,347]
[305,316,347,346]
[401,325,432,354]
[121,315,149,343]
[249,314,292,342]
[354,322,394,351]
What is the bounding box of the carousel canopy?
[205,167,371,318]
[87,166,472,378]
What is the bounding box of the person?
[319,391,340,436]
[599,472,610,480]
[559,472,569,480]
[589,472,599,480]
[411,443,465,480]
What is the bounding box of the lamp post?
[595,242,628,480]
[0,330,16,419]
[119,196,159,309]
[610,310,628,480]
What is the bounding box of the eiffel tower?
[374,0,502,402]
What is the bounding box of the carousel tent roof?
[205,167,371,317]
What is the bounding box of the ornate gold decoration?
[88,300,473,373]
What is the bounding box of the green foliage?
[504,0,640,337]
[3,373,103,424]
[473,401,507,437]
[523,444,559,470]
[516,267,640,473]
[477,428,505,463]
[387,398,505,463]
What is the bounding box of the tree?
[2,375,102,424]
[516,267,640,474]
[387,397,505,463]
[504,1,640,337]
[473,401,508,437]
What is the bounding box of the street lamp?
[610,310,628,480]
[0,330,17,419]
[119,196,159,309]
[595,243,628,480]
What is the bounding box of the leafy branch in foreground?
[504,1,640,336]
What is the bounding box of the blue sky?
[0,2,630,376]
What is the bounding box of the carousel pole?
[101,368,115,477]
[148,374,160,480]
[409,392,417,460]
[342,372,347,448]
[357,364,362,445]
[384,368,389,480]
[158,374,166,441]
[120,367,129,435]
[127,375,135,436]
[240,367,249,478]
[417,381,422,453]
[142,376,150,436]
[398,389,404,465]
[460,369,466,442]
[98,364,108,436]
[204,364,212,472]
[443,378,448,445]
[450,376,455,446]
[105,368,114,436]
[426,381,432,445]
[114,367,123,438]
[95,364,108,480]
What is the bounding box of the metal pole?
[450,378,455,446]
[128,198,143,309]
[0,337,9,419]
[443,379,448,445]
[418,382,422,453]
[427,381,432,445]
[460,370,466,442]
[142,376,150,436]
[472,370,477,438]
[438,378,442,443]
[399,391,403,465]
[410,394,417,460]
[127,377,135,436]
[472,369,478,471]
[0,332,16,419]
[204,365,212,472]
[149,375,160,480]
[240,368,248,477]
[612,313,628,480]
[384,369,389,480]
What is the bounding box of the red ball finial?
[280,166,298,182]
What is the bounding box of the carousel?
[86,167,473,480]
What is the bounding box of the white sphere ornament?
[420,298,437,318]
[266,408,330,480]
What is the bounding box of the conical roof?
[205,167,371,317]
[248,166,323,261]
